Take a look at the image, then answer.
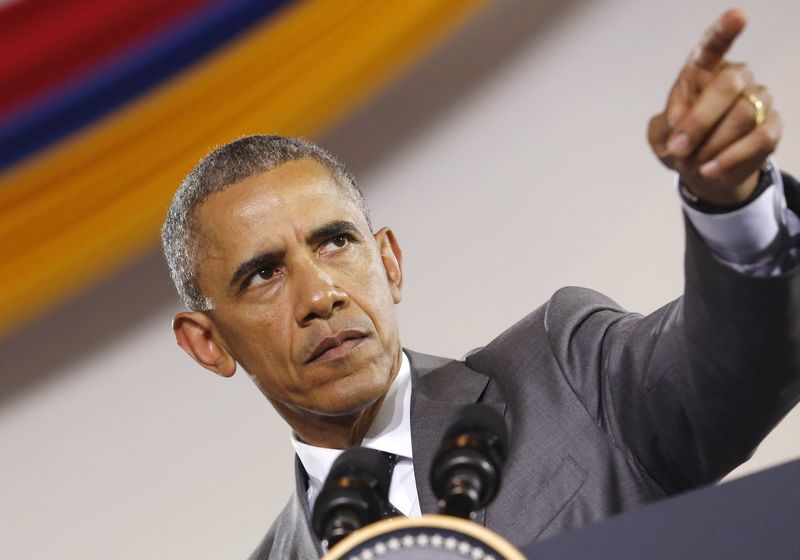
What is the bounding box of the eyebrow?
[307,219,361,245]
[228,249,283,292]
[227,220,363,291]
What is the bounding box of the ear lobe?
[173,312,237,377]
[374,227,403,303]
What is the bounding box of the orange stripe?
[0,0,486,337]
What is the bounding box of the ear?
[172,311,237,377]
[374,227,403,303]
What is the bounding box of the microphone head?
[326,446,394,497]
[442,403,509,458]
[431,404,509,515]
[312,447,393,547]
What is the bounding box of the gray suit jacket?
[250,178,800,559]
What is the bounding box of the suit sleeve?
[587,173,800,493]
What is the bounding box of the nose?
[293,257,347,324]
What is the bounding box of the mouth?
[305,329,367,364]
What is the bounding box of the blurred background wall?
[1,0,798,558]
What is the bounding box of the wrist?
[680,162,772,214]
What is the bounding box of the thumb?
[648,112,674,167]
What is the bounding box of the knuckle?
[680,113,703,137]
[733,99,756,132]
[755,121,778,148]
[766,112,783,144]
[716,68,747,95]
[726,61,752,77]
[647,113,661,134]
[753,125,770,145]
[647,114,668,145]
[755,85,773,108]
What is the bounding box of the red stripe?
[0,0,214,119]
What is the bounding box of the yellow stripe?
[0,0,486,337]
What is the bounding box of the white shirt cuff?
[680,162,786,265]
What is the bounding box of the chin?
[310,368,391,417]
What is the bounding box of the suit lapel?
[406,349,494,521]
[289,456,324,558]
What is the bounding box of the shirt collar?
[291,351,413,493]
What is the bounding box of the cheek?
[348,263,399,339]
[217,306,294,379]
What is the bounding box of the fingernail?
[699,160,720,177]
[667,133,691,156]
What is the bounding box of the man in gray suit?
[161,9,799,559]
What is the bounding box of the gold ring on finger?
[743,92,766,126]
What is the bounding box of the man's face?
[192,158,402,418]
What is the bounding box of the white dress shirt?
[292,162,799,519]
[292,351,421,517]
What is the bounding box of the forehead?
[194,158,366,252]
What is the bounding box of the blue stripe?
[0,0,292,171]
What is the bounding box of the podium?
[525,458,800,559]
[324,459,800,559]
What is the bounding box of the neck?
[294,396,386,449]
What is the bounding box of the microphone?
[430,403,509,520]
[312,447,393,549]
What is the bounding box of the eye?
[321,234,352,253]
[246,266,278,288]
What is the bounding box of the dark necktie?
[382,451,405,518]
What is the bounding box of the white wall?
[2,0,798,557]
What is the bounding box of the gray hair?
[161,135,371,311]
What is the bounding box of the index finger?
[691,9,747,71]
